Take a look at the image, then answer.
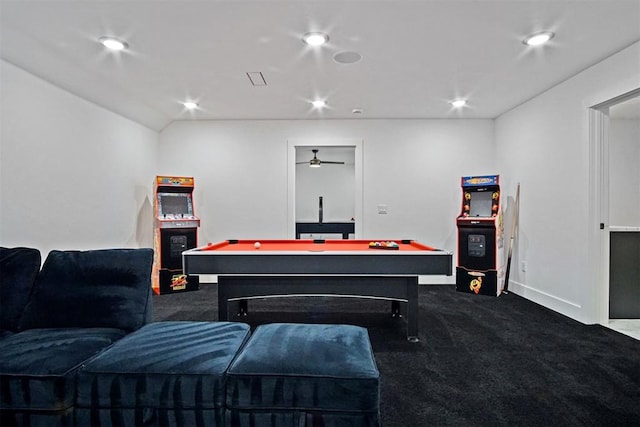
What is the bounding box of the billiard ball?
[254,242,261,249]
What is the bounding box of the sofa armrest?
[0,247,41,333]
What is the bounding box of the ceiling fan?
[296,149,345,168]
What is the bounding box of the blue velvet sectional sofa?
[0,247,154,426]
[0,247,380,427]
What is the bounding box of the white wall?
[159,119,495,252]
[609,118,640,227]
[495,42,640,323]
[0,60,159,257]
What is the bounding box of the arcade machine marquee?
[456,175,505,296]
[153,176,200,294]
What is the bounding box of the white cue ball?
[254,242,261,249]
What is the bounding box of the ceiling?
[1,0,639,131]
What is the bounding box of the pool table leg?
[407,277,419,342]
[218,284,229,321]
[218,278,248,318]
[391,301,402,317]
[238,299,248,316]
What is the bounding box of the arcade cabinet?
[152,176,200,294]
[456,175,505,296]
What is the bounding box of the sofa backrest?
[0,247,41,333]
[19,248,154,332]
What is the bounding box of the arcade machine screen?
[158,193,192,217]
[469,191,493,217]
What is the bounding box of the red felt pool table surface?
[200,239,438,253]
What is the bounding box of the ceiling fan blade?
[297,149,346,166]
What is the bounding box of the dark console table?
[295,221,355,239]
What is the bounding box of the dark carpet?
[153,285,640,426]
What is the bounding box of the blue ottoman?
[226,323,380,426]
[76,321,251,427]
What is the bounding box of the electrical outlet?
[521,260,527,272]
[377,204,388,214]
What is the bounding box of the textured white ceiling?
[2,0,639,130]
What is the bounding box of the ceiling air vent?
[246,72,267,86]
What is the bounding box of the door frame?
[287,138,364,239]
[588,88,640,323]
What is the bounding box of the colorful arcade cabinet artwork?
[456,175,505,296]
[152,176,200,294]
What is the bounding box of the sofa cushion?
[226,323,380,424]
[0,328,126,411]
[19,248,153,332]
[0,247,41,334]
[76,321,251,426]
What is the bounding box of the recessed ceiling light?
[302,32,329,46]
[182,101,199,110]
[99,36,128,51]
[311,99,327,108]
[451,99,467,108]
[523,31,554,46]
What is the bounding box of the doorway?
[590,88,640,334]
[287,139,363,239]
[608,97,640,319]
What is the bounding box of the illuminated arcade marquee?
[153,176,200,294]
[456,175,505,296]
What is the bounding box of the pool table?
[182,239,452,341]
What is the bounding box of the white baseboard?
[507,280,587,323]
[419,275,456,285]
[198,274,217,283]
